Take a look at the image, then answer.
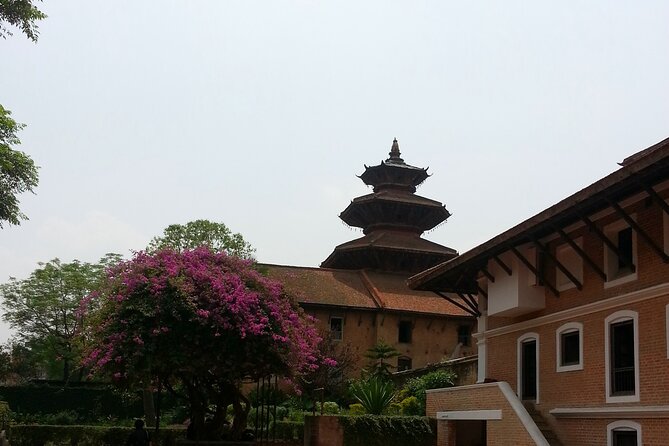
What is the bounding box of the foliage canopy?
[82,248,327,440]
[0,254,121,381]
[147,219,255,259]
[0,0,46,42]
[0,104,39,228]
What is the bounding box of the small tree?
[82,248,327,440]
[363,341,400,379]
[0,254,121,381]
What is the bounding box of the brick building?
[265,139,477,376]
[409,137,669,445]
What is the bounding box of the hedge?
[270,421,304,442]
[0,384,143,422]
[8,425,185,446]
[340,415,436,446]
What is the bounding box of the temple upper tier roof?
[359,139,430,192]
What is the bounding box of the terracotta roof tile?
[262,264,378,309]
[261,264,472,317]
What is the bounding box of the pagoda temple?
[321,139,458,273]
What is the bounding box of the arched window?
[556,322,583,372]
[607,420,641,446]
[605,310,639,403]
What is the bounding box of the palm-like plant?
[350,377,396,415]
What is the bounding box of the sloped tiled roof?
[262,264,471,317]
[264,264,378,309]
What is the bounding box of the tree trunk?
[230,392,250,441]
[143,388,156,427]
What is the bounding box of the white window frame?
[603,218,638,289]
[607,420,642,446]
[604,310,640,403]
[517,332,540,404]
[329,316,343,341]
[556,322,583,372]
[555,238,583,292]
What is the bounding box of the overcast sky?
[1,1,668,342]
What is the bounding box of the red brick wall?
[306,308,476,376]
[426,383,538,446]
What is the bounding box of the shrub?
[386,403,401,416]
[270,420,304,441]
[349,378,395,415]
[316,401,340,415]
[340,415,435,446]
[401,369,456,414]
[7,425,185,446]
[0,401,10,430]
[348,404,365,416]
[399,397,421,416]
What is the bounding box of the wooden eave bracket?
[551,224,607,282]
[510,245,560,297]
[581,215,636,272]
[531,237,583,290]
[606,198,669,263]
[434,290,480,318]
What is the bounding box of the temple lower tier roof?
[340,190,451,232]
[321,230,458,273]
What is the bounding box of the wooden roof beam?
[607,198,669,263]
[434,291,480,318]
[637,181,669,217]
[510,245,560,297]
[456,292,481,316]
[480,265,495,283]
[531,237,583,290]
[492,255,512,276]
[581,215,636,272]
[552,225,607,282]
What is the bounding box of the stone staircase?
[523,403,563,446]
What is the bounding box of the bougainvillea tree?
[81,248,328,440]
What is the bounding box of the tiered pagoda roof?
[321,139,457,273]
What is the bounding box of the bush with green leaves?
[399,396,421,416]
[349,378,395,415]
[348,404,365,416]
[316,401,340,415]
[400,369,456,415]
[7,425,185,446]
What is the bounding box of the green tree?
[147,219,255,259]
[0,0,46,41]
[0,254,122,381]
[363,340,400,379]
[0,105,39,228]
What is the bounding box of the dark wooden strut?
[643,184,669,217]
[480,265,495,283]
[434,291,480,318]
[606,198,669,263]
[456,292,481,316]
[493,255,512,276]
[581,215,636,272]
[510,246,560,297]
[531,237,583,290]
[552,225,607,282]
[476,284,488,299]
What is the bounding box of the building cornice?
[550,406,669,419]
